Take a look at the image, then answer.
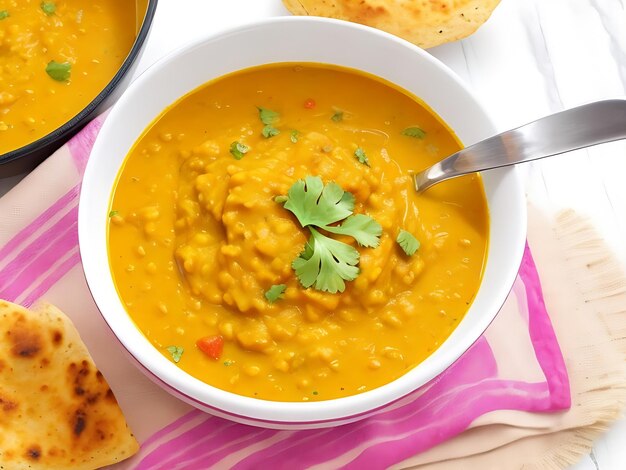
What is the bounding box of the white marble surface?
[2,0,625,468]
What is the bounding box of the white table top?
[2,0,625,468]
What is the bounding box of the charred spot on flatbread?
[7,318,43,358]
[0,392,18,413]
[72,410,87,437]
[52,329,63,346]
[25,445,42,461]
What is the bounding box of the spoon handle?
[414,99,626,193]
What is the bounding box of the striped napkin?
[0,117,586,469]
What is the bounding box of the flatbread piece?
[282,0,501,49]
[0,300,139,469]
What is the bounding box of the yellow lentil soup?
[0,0,139,154]
[108,64,489,402]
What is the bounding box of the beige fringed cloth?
[397,206,626,469]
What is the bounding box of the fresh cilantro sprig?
[354,148,369,166]
[331,109,344,122]
[46,61,71,81]
[166,345,184,363]
[277,176,382,293]
[323,214,381,247]
[265,284,286,303]
[396,229,420,256]
[292,228,360,293]
[402,127,426,139]
[258,106,280,138]
[262,125,280,138]
[230,141,249,159]
[258,107,278,124]
[283,176,354,227]
[41,2,56,15]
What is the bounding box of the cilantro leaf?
[331,110,343,122]
[46,61,71,81]
[230,141,249,159]
[323,214,382,248]
[396,229,420,256]
[257,107,280,138]
[166,345,184,363]
[278,177,382,293]
[265,284,286,303]
[290,130,299,143]
[280,176,354,227]
[108,210,119,218]
[41,2,56,15]
[354,148,369,166]
[258,107,279,125]
[292,228,360,293]
[0,10,9,20]
[401,127,426,139]
[262,125,280,138]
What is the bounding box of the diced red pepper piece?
[304,98,316,109]
[196,335,224,360]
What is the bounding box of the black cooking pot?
[0,0,159,177]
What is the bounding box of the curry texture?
[0,0,137,154]
[108,64,489,401]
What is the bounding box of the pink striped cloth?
[0,118,570,469]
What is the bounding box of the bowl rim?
[0,0,159,165]
[79,16,527,426]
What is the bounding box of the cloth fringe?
[525,209,626,469]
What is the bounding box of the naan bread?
[282,0,501,49]
[0,300,139,469]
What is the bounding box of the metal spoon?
[413,99,626,193]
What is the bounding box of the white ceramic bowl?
[79,17,526,429]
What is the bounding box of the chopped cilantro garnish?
[323,214,382,248]
[0,10,9,20]
[262,125,280,138]
[223,360,234,366]
[290,130,299,143]
[312,390,319,395]
[230,141,249,159]
[292,228,360,293]
[166,345,184,363]
[258,107,280,138]
[258,107,279,125]
[108,210,119,218]
[331,110,344,122]
[354,148,370,166]
[265,284,287,303]
[41,2,56,15]
[396,229,420,256]
[282,176,354,228]
[277,176,382,293]
[401,127,426,139]
[45,61,71,82]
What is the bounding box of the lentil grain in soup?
[108,64,489,401]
